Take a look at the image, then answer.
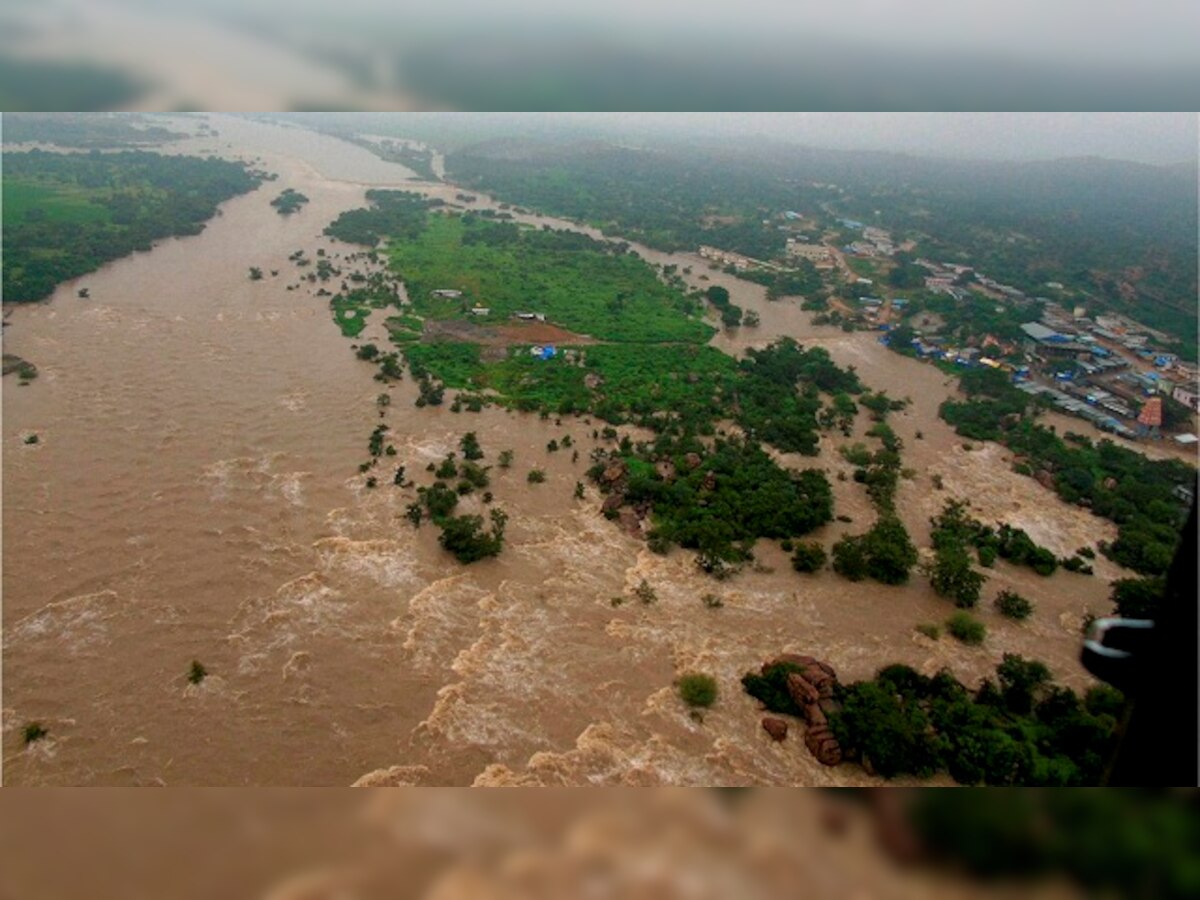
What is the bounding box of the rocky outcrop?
[684,452,702,470]
[601,494,625,516]
[600,460,628,487]
[760,654,843,766]
[805,722,843,766]
[762,717,788,741]
[1035,469,1056,490]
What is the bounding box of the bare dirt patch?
[421,318,595,348]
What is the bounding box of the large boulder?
[601,493,625,515]
[684,452,703,470]
[601,460,628,485]
[762,717,788,741]
[786,672,821,708]
[805,723,843,766]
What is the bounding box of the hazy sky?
[565,114,1199,166]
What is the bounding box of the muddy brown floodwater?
[3,115,1127,785]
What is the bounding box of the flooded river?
[3,116,1123,785]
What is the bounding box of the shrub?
[188,660,208,685]
[634,579,657,605]
[917,623,942,640]
[498,449,514,468]
[678,673,718,708]
[527,468,546,484]
[790,540,827,573]
[702,593,724,609]
[459,431,484,460]
[23,722,48,745]
[929,544,986,608]
[947,612,986,645]
[24,434,39,445]
[437,509,507,563]
[994,589,1034,620]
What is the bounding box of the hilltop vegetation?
[2,112,186,146]
[446,138,1197,345]
[3,150,262,301]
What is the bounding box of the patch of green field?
[2,180,112,225]
[332,298,370,337]
[385,313,425,343]
[845,256,889,281]
[385,213,713,343]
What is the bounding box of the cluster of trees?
[406,454,507,563]
[3,150,262,302]
[734,339,863,455]
[939,367,1037,442]
[446,139,804,261]
[704,285,743,328]
[832,516,918,585]
[928,499,1060,602]
[743,655,1123,785]
[3,113,185,147]
[323,189,440,246]
[831,394,918,586]
[590,433,833,569]
[736,261,824,300]
[270,188,309,215]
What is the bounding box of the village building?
[1173,384,1200,411]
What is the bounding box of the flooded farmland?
[3,115,1124,785]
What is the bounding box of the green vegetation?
[2,113,186,146]
[790,540,827,574]
[2,355,39,382]
[188,660,208,685]
[1109,576,1164,619]
[678,673,718,708]
[3,150,262,302]
[633,580,657,605]
[930,499,1060,578]
[592,434,833,569]
[704,284,743,328]
[749,656,1119,785]
[459,431,484,460]
[438,509,508,563]
[831,516,918,585]
[526,468,546,484]
[995,589,1034,621]
[270,188,309,215]
[946,611,986,645]
[916,623,942,640]
[327,195,712,342]
[446,136,1195,348]
[928,543,987,607]
[22,722,48,745]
